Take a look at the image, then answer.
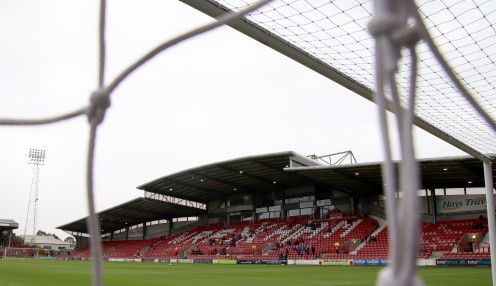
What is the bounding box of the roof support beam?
[163,178,226,197]
[146,188,209,204]
[251,159,352,195]
[122,205,172,218]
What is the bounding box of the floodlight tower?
[23,148,46,243]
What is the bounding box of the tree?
[64,236,75,244]
[12,234,24,245]
[36,230,60,240]
[36,230,48,236]
[4,233,25,246]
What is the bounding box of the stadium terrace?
[58,151,494,264]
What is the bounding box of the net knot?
[87,88,111,125]
[367,15,402,38]
[393,26,421,48]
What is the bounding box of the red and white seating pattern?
[68,217,489,260]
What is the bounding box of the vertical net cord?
[400,47,420,282]
[387,47,421,284]
[371,1,424,285]
[86,122,103,286]
[85,1,106,285]
[373,35,401,276]
[98,0,106,88]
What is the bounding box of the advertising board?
[193,259,213,264]
[322,259,353,266]
[293,260,322,266]
[353,259,389,266]
[300,202,314,209]
[436,259,491,266]
[316,199,332,207]
[256,207,268,213]
[237,260,287,265]
[436,195,488,214]
[170,259,194,264]
[213,259,237,264]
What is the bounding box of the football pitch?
[0,259,491,286]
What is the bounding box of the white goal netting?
[206,0,496,156]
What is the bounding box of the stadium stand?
[65,216,490,261]
[59,152,495,262]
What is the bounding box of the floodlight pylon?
[23,148,46,244]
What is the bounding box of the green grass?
[0,259,492,286]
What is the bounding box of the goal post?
[3,247,40,259]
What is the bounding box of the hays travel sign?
[436,195,488,214]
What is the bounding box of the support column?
[110,231,114,242]
[168,218,174,237]
[431,188,437,224]
[8,230,12,248]
[3,231,12,259]
[350,197,355,216]
[125,226,130,241]
[425,189,430,216]
[252,193,257,223]
[483,161,496,286]
[281,189,286,220]
[142,222,147,240]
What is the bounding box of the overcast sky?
[0,0,464,239]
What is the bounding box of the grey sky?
[0,0,463,239]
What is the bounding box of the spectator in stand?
[334,242,340,254]
[311,246,316,256]
[367,235,377,243]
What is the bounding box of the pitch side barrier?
[73,257,489,267]
[436,259,491,266]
